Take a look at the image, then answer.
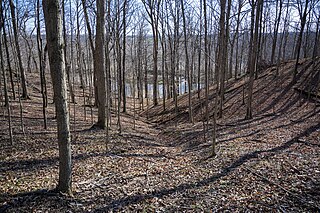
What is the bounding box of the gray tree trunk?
[43,0,72,194]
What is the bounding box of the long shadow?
[115,153,170,159]
[179,129,263,155]
[255,76,285,109]
[259,61,310,115]
[92,122,320,211]
[1,123,319,212]
[0,151,108,173]
[216,115,272,133]
[269,108,320,131]
[160,114,274,152]
[0,189,77,212]
[260,80,296,115]
[0,136,169,173]
[119,133,166,148]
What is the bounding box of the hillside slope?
[0,58,319,212]
[143,57,320,125]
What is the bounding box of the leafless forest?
[0,0,320,212]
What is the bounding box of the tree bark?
[1,9,15,100]
[294,0,309,79]
[43,0,72,194]
[246,0,263,120]
[9,0,29,99]
[36,0,47,129]
[181,0,193,123]
[122,0,127,112]
[270,0,282,64]
[94,0,106,128]
[0,1,13,145]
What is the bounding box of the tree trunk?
[94,0,106,128]
[36,0,47,129]
[228,0,243,80]
[122,0,127,112]
[181,0,193,123]
[218,0,230,119]
[204,0,209,127]
[142,0,160,106]
[9,0,29,99]
[0,1,13,145]
[294,0,309,79]
[270,0,282,64]
[43,0,72,194]
[81,0,98,106]
[1,9,15,100]
[62,0,75,104]
[197,0,202,99]
[246,0,263,120]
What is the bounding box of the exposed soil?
[0,58,319,212]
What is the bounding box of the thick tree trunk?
[43,0,72,194]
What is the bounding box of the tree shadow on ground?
[91,122,320,211]
[1,122,319,212]
[0,137,169,174]
[0,189,73,212]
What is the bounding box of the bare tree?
[204,0,209,126]
[246,0,263,120]
[94,0,107,129]
[142,0,160,106]
[43,0,72,194]
[62,0,75,103]
[9,0,29,99]
[0,0,13,145]
[36,0,47,129]
[81,0,98,106]
[294,0,310,79]
[271,0,283,64]
[122,0,127,112]
[1,3,15,100]
[181,0,193,123]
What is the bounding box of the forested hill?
[144,57,320,124]
[0,0,320,211]
[0,57,319,212]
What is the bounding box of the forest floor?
[0,58,320,212]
